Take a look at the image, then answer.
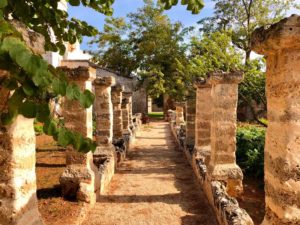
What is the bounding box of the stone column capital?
[123,91,133,98]
[112,84,124,93]
[252,15,300,55]
[194,78,211,89]
[208,71,243,85]
[59,66,96,82]
[93,76,116,87]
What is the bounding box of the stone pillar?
[185,96,196,150]
[147,97,152,113]
[123,92,134,129]
[93,76,116,156]
[194,80,212,165]
[252,15,300,225]
[111,84,124,139]
[207,72,243,197]
[175,105,185,127]
[0,25,45,225]
[0,115,43,225]
[122,96,131,135]
[59,63,97,203]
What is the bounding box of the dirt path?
[83,122,218,225]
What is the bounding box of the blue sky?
[68,0,215,50]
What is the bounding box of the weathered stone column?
[175,105,185,127]
[147,97,152,113]
[111,84,124,139]
[207,72,243,197]
[59,63,97,203]
[123,92,134,129]
[122,96,131,135]
[194,79,212,165]
[0,109,43,224]
[185,96,196,148]
[0,23,45,225]
[93,76,116,155]
[252,15,300,225]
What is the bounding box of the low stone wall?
[169,111,253,225]
[93,154,115,195]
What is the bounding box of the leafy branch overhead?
[159,0,204,14]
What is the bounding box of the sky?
[68,0,216,50]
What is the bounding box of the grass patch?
[148,112,164,119]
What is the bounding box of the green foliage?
[184,31,243,78]
[198,0,299,62]
[236,124,265,180]
[159,0,204,14]
[148,112,164,119]
[238,58,267,126]
[90,0,189,100]
[0,0,101,152]
[34,121,44,136]
[89,17,137,77]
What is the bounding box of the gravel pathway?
[83,122,218,225]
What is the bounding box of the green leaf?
[69,0,80,6]
[52,78,67,96]
[15,48,32,70]
[8,88,25,111]
[22,81,35,96]
[1,108,18,125]
[78,138,90,152]
[57,128,72,147]
[43,120,58,137]
[66,83,81,100]
[19,100,37,118]
[36,103,50,122]
[3,78,18,90]
[71,132,82,150]
[0,0,7,9]
[79,90,95,108]
[0,21,13,36]
[32,70,52,87]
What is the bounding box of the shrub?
[34,122,44,136]
[236,124,265,180]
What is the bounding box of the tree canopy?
[198,0,299,62]
[90,1,188,99]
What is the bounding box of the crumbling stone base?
[93,152,115,195]
[113,138,127,164]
